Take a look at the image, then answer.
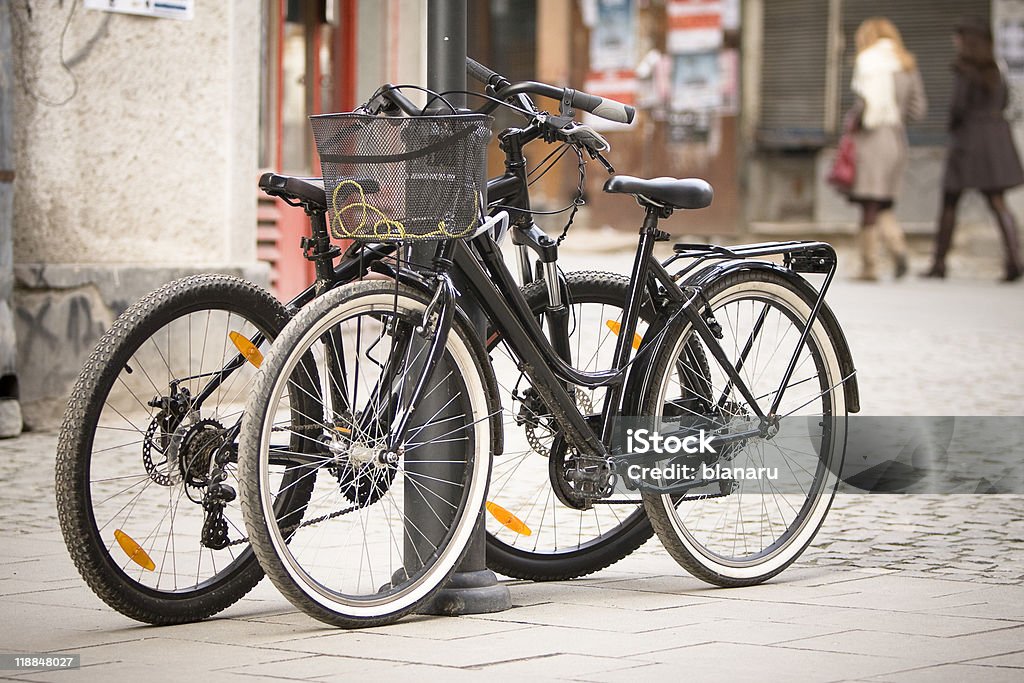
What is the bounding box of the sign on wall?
[995,0,1024,121]
[84,0,194,21]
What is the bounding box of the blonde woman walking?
[848,18,927,280]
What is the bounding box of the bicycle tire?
[641,268,848,587]
[238,280,493,628]
[56,275,315,624]
[484,271,658,580]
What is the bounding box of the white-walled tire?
[238,281,492,627]
[641,269,847,586]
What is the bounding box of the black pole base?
[417,569,511,616]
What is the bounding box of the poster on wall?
[721,0,740,32]
[591,0,637,71]
[669,50,720,141]
[667,109,712,144]
[718,48,739,115]
[585,0,638,131]
[670,51,721,112]
[995,1,1024,121]
[84,0,193,20]
[667,0,723,54]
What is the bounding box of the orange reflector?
[114,529,156,571]
[229,331,263,368]
[485,501,532,536]
[605,320,642,350]
[334,426,352,435]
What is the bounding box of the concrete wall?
[1,4,21,437]
[11,2,264,428]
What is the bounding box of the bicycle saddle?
[603,175,713,210]
[258,173,380,211]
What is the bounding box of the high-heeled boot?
[922,205,956,278]
[995,208,1023,282]
[857,224,880,281]
[877,210,909,278]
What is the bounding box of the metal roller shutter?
[758,0,830,148]
[838,0,990,145]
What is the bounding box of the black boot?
[922,205,955,278]
[995,209,1023,282]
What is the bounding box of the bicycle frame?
[411,206,860,471]
[192,111,859,476]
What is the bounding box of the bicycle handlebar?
[466,57,506,89]
[562,88,635,125]
[465,58,635,125]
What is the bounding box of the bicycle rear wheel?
[641,268,848,586]
[55,275,313,624]
[238,280,492,627]
[485,272,654,580]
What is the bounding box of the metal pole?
[413,0,510,616]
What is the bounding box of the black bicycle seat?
[258,173,380,211]
[603,175,713,211]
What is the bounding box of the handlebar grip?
[466,57,500,85]
[567,90,636,125]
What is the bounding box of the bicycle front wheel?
[238,280,492,628]
[641,268,848,586]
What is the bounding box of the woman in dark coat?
[924,18,1024,281]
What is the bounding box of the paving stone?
[963,649,1024,668]
[581,641,916,683]
[870,663,1024,682]
[314,663,483,683]
[221,654,385,679]
[784,605,1020,637]
[261,629,555,667]
[462,601,712,633]
[470,653,653,679]
[783,625,1024,665]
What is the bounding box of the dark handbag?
[828,132,856,193]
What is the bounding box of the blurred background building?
[5,0,1023,429]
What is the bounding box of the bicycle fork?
[382,257,459,457]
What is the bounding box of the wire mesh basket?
[310,112,493,242]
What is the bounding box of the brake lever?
[559,122,615,173]
[593,150,615,175]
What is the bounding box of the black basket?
[310,112,493,242]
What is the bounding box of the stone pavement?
[1,250,1023,682]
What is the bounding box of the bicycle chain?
[223,424,361,547]
[225,502,360,547]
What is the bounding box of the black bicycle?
[236,61,861,627]
[54,60,685,624]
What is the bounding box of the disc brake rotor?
[142,409,182,487]
[523,388,592,457]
